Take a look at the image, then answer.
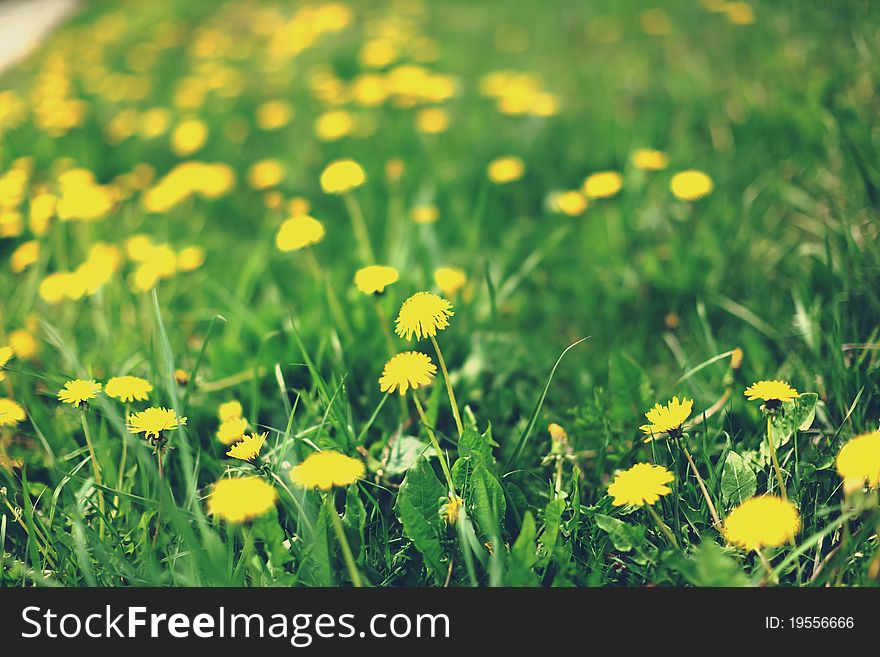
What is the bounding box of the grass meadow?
[0,0,878,587]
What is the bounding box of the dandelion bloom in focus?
[208,476,277,523]
[105,376,152,403]
[434,267,467,297]
[487,156,525,184]
[836,431,880,493]
[218,400,243,422]
[583,171,622,198]
[247,159,285,190]
[608,463,674,507]
[290,450,365,490]
[724,496,799,551]
[744,380,798,406]
[395,291,454,340]
[58,379,102,407]
[275,215,325,252]
[631,148,669,171]
[641,396,693,440]
[670,170,713,201]
[0,398,26,428]
[227,432,267,462]
[320,159,366,194]
[379,351,437,395]
[217,416,249,445]
[127,407,186,439]
[355,265,399,294]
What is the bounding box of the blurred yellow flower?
[725,1,755,25]
[434,266,467,297]
[416,107,450,134]
[177,246,206,272]
[28,192,56,235]
[315,109,354,141]
[670,170,713,201]
[227,432,267,462]
[411,204,438,224]
[247,159,285,190]
[105,376,152,403]
[58,379,102,407]
[0,211,23,238]
[379,351,437,395]
[583,171,622,198]
[320,159,366,194]
[836,431,880,492]
[0,346,11,381]
[0,398,26,428]
[127,407,187,439]
[551,190,588,216]
[11,240,40,274]
[641,396,693,440]
[395,291,454,340]
[608,463,674,507]
[171,119,208,156]
[139,107,171,138]
[487,156,525,184]
[208,476,277,523]
[355,265,399,294]
[217,416,249,445]
[218,400,243,422]
[631,148,669,171]
[255,100,293,130]
[288,197,311,216]
[275,215,325,251]
[724,496,799,551]
[744,380,799,405]
[56,182,114,222]
[8,330,37,360]
[290,450,364,490]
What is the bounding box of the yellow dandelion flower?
[724,496,799,551]
[177,246,205,272]
[105,376,152,403]
[744,380,799,406]
[670,170,713,201]
[640,396,693,440]
[441,493,463,525]
[434,267,467,297]
[11,240,40,274]
[290,450,364,490]
[247,159,285,190]
[170,119,207,156]
[0,398,26,428]
[411,204,438,224]
[394,292,454,341]
[216,416,248,445]
[416,107,450,134]
[487,156,525,184]
[288,197,311,216]
[174,369,190,386]
[127,407,186,439]
[608,463,674,507]
[0,346,12,381]
[836,431,880,492]
[379,351,437,395]
[583,171,623,198]
[57,379,102,407]
[552,190,588,216]
[320,159,366,194]
[255,100,293,130]
[275,215,325,252]
[315,109,354,141]
[9,330,37,360]
[218,400,243,422]
[631,148,669,171]
[725,1,755,25]
[226,432,267,462]
[208,476,277,523]
[355,265,399,294]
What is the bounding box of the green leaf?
[768,393,818,449]
[342,484,366,563]
[384,435,430,477]
[394,456,447,579]
[297,502,333,586]
[594,513,644,553]
[458,428,495,465]
[453,459,506,544]
[675,541,749,587]
[506,511,540,586]
[537,498,565,568]
[720,451,757,508]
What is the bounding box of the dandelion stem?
[343,192,376,263]
[117,403,130,496]
[412,393,456,494]
[680,441,722,530]
[646,504,678,548]
[80,410,105,539]
[323,492,363,587]
[766,415,787,501]
[430,335,463,437]
[757,548,779,585]
[305,249,352,339]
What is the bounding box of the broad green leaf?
[342,484,366,563]
[594,513,644,553]
[457,428,495,465]
[768,393,818,449]
[506,511,540,586]
[537,497,565,568]
[455,461,506,545]
[720,451,757,507]
[297,502,333,586]
[675,541,749,587]
[394,456,447,578]
[384,435,430,477]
